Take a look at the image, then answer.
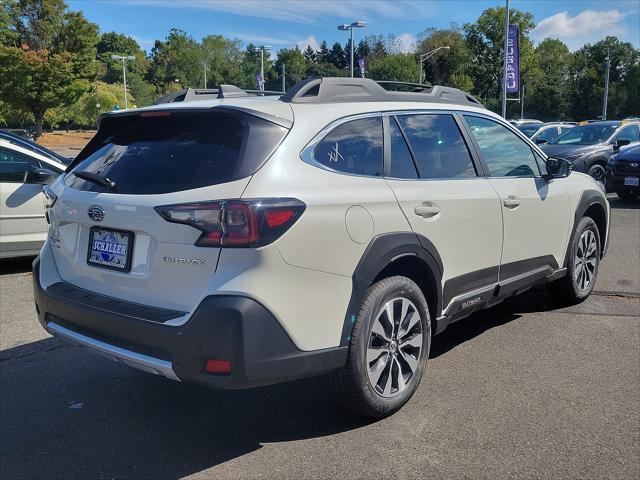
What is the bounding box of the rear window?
[66,110,287,194]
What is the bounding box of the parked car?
[0,139,65,259]
[0,130,71,165]
[511,119,543,138]
[530,123,576,145]
[606,144,640,200]
[539,120,640,183]
[33,78,609,418]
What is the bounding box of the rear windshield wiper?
[73,170,116,191]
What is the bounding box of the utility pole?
[203,62,207,89]
[281,63,286,92]
[521,84,524,119]
[418,46,450,84]
[501,0,510,118]
[602,50,610,120]
[259,46,271,95]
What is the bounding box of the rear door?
[384,112,503,313]
[48,108,288,312]
[462,114,570,283]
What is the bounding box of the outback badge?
[87,205,105,222]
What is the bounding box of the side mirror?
[535,138,548,145]
[545,157,573,180]
[28,168,58,185]
[613,138,631,152]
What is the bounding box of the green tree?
[464,7,539,115]
[303,45,316,63]
[329,42,346,69]
[306,62,345,78]
[368,54,417,82]
[201,34,246,88]
[0,0,99,137]
[416,27,470,86]
[273,47,306,90]
[147,28,202,93]
[316,41,331,64]
[528,38,571,120]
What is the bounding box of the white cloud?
[230,33,290,45]
[393,33,417,53]
[296,35,320,52]
[532,9,633,50]
[118,0,434,25]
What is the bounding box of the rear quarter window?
[66,109,287,195]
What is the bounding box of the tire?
[332,276,431,418]
[617,189,640,201]
[587,164,606,184]
[548,216,601,306]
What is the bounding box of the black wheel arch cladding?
[340,232,443,347]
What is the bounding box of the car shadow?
[430,287,559,359]
[0,256,35,275]
[0,337,374,479]
[608,197,640,209]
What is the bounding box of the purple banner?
[506,24,520,94]
[358,58,365,78]
[256,73,264,92]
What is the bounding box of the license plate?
[87,227,133,272]
[624,176,639,186]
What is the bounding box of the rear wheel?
[332,276,430,418]
[617,189,639,201]
[548,216,600,306]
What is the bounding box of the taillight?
[155,198,305,248]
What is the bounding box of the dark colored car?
[0,130,71,165]
[539,121,640,183]
[606,144,640,200]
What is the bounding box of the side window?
[0,148,43,183]
[396,114,476,179]
[464,115,541,177]
[313,117,383,176]
[538,127,559,142]
[388,117,418,179]
[614,124,640,143]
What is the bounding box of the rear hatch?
[47,107,288,312]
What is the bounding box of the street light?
[110,54,135,109]
[418,46,450,84]
[337,21,367,77]
[258,45,271,94]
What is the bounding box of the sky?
[67,0,640,54]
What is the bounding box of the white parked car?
[530,123,576,145]
[34,78,609,417]
[0,139,65,259]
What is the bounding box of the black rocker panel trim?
[340,232,443,346]
[442,265,499,308]
[499,254,559,281]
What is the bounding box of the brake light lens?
[155,198,305,248]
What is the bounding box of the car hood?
[612,144,640,161]
[539,143,610,159]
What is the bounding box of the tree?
[0,0,99,137]
[329,42,346,69]
[464,7,539,114]
[416,27,470,86]
[528,38,571,120]
[316,41,331,64]
[273,47,306,90]
[306,62,345,78]
[201,35,246,88]
[367,54,417,82]
[147,28,202,93]
[303,45,316,63]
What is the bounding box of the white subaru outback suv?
[34,78,609,418]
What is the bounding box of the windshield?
[66,109,287,194]
[516,124,541,137]
[549,124,617,145]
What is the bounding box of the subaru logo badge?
[87,205,105,222]
[631,162,639,168]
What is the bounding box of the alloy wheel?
[366,297,423,398]
[574,229,598,292]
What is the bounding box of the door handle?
[503,195,521,209]
[414,204,440,218]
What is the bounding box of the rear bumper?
[33,257,347,389]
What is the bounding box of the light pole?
[111,54,135,109]
[602,50,610,120]
[202,61,207,89]
[338,21,367,77]
[418,46,450,84]
[259,45,271,94]
[281,63,286,92]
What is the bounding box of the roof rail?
[280,77,484,108]
[153,86,284,105]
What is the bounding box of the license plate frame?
[87,226,134,273]
[624,176,639,187]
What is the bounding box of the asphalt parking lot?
[1,196,638,479]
